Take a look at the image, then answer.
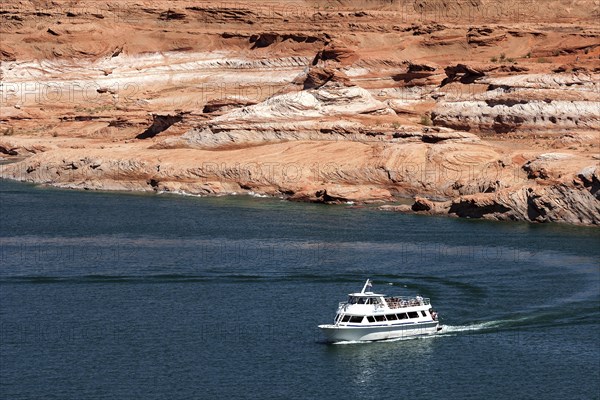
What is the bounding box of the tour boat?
[318,279,442,342]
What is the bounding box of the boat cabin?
[346,293,384,305]
[335,290,438,325]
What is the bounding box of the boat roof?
[348,292,385,297]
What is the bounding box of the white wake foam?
[440,320,506,334]
[332,340,373,345]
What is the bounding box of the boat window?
[349,316,364,323]
[372,298,380,305]
[367,316,375,323]
[365,298,372,304]
[397,313,408,320]
[387,314,398,321]
[408,311,419,319]
[348,297,357,304]
[421,311,427,317]
[357,298,366,304]
[374,315,386,322]
[342,315,351,323]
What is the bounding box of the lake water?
[1,179,598,399]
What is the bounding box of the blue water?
[1,180,599,399]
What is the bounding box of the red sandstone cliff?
[1,1,598,224]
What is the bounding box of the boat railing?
[384,296,430,308]
[337,296,430,310]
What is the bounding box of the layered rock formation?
[0,0,599,225]
[433,72,600,133]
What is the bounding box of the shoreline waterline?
[1,176,598,228]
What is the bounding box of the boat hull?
[318,322,440,342]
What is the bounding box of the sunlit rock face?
[1,0,598,224]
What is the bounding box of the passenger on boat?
[416,294,423,304]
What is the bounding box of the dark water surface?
[1,180,599,399]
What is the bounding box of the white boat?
[318,279,442,342]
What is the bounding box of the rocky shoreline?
[2,134,598,225]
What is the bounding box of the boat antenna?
[361,279,372,294]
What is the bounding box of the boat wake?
[332,340,373,345]
[439,320,506,334]
[437,315,544,336]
